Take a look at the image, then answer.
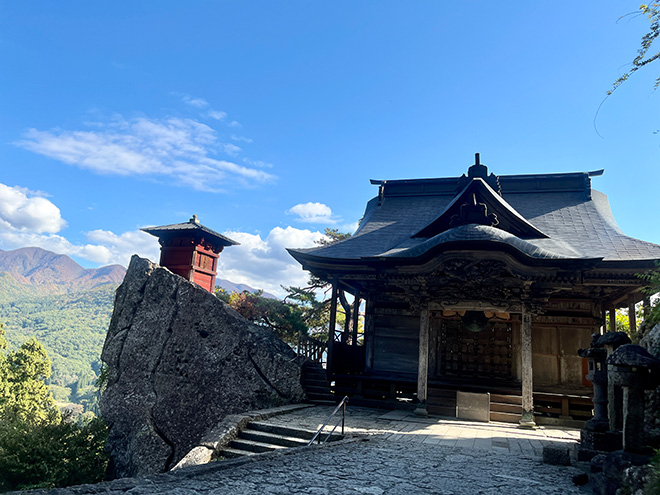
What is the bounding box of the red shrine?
[142,215,239,293]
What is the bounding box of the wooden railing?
[298,333,328,366]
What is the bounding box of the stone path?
[266,405,581,459]
[29,405,590,494]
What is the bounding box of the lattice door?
[436,319,513,379]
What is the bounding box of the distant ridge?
[216,278,278,300]
[0,247,276,299]
[0,247,126,293]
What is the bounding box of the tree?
[0,325,108,491]
[215,228,354,344]
[216,290,307,345]
[0,334,60,425]
[610,3,660,94]
[283,228,355,340]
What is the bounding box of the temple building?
[288,154,660,426]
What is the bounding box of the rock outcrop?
[99,256,305,478]
[640,322,660,443]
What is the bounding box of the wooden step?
[490,402,522,415]
[490,394,522,405]
[490,411,521,424]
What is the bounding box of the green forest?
[0,282,117,414]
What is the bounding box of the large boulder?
[99,256,305,478]
[640,323,660,445]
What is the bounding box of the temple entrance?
[430,315,515,384]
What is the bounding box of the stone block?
[542,445,571,466]
[456,391,490,422]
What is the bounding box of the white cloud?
[231,135,253,143]
[0,183,66,234]
[223,143,242,156]
[228,121,241,128]
[181,95,208,108]
[16,116,276,192]
[208,110,227,120]
[286,202,338,224]
[218,226,324,297]
[0,228,159,267]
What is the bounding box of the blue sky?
[0,1,658,296]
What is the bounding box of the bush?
[0,415,108,491]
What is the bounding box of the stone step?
[217,447,256,459]
[304,382,332,392]
[239,429,310,448]
[248,421,317,440]
[229,438,286,454]
[302,378,330,387]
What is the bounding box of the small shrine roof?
[142,215,239,247]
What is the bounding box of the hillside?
[0,247,125,297]
[0,247,277,413]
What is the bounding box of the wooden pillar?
[608,307,616,333]
[520,304,535,428]
[339,290,351,344]
[364,298,375,370]
[415,306,430,416]
[351,292,360,344]
[326,283,338,378]
[628,297,636,334]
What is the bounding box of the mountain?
[0,247,277,413]
[216,278,278,300]
[0,247,125,296]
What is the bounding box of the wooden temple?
[142,215,238,293]
[288,154,660,426]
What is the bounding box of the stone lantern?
[607,344,660,454]
[578,340,611,460]
[597,332,631,432]
[142,215,239,293]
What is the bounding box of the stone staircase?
[216,421,343,459]
[301,361,336,404]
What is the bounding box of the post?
[608,307,616,333]
[364,299,375,370]
[326,283,338,378]
[351,292,360,344]
[628,297,636,334]
[415,306,430,416]
[520,304,535,428]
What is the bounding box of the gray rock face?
[99,256,304,478]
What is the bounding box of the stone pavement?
[28,405,590,495]
[265,405,582,459]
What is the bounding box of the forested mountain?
[0,248,125,413]
[0,247,125,295]
[0,247,275,413]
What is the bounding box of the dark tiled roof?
[291,170,660,264]
[142,217,239,247]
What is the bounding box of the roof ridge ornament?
[449,193,499,229]
[457,153,501,195]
